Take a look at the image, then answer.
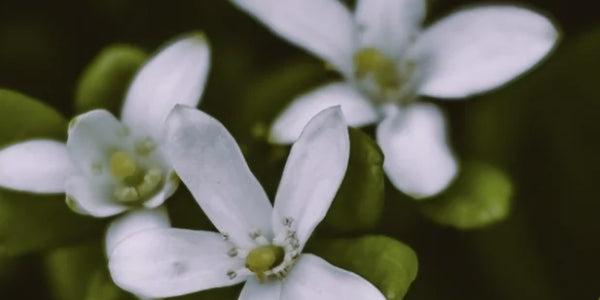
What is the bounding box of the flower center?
[353,47,417,105]
[245,245,285,274]
[108,149,163,203]
[225,218,301,283]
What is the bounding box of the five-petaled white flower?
[0,33,210,218]
[108,105,386,300]
[231,0,559,198]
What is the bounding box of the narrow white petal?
[231,0,357,75]
[239,278,282,300]
[272,107,349,248]
[0,140,69,193]
[105,206,171,256]
[66,109,126,176]
[270,82,378,144]
[109,229,246,298]
[281,254,385,300]
[377,103,457,198]
[355,0,426,57]
[413,5,558,98]
[65,174,128,217]
[121,33,211,140]
[165,106,273,248]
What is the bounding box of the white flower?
[231,0,559,198]
[108,105,386,300]
[0,33,211,217]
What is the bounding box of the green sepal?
[309,235,418,300]
[420,161,513,230]
[320,129,384,234]
[74,45,147,115]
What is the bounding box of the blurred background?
[0,0,598,299]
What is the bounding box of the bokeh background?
[1,0,598,299]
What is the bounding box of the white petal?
[377,103,457,198]
[239,278,282,300]
[165,105,273,248]
[231,0,357,76]
[65,174,128,217]
[355,0,425,57]
[109,229,245,298]
[413,5,558,98]
[121,33,211,140]
[270,82,379,144]
[66,109,125,176]
[105,206,171,256]
[0,140,70,193]
[281,254,385,300]
[272,107,349,248]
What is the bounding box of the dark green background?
[1,0,598,299]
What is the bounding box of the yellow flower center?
[108,150,163,203]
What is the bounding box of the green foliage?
[74,45,147,115]
[0,190,104,257]
[235,58,328,141]
[310,235,418,300]
[0,89,66,144]
[321,129,385,234]
[45,243,135,300]
[420,161,513,230]
[85,270,136,300]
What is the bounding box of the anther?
[221,233,229,241]
[283,217,294,227]
[134,137,156,155]
[249,229,261,240]
[227,248,238,258]
[136,167,163,197]
[115,126,130,137]
[114,186,139,203]
[291,251,300,260]
[227,270,237,279]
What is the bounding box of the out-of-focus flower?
[231,0,559,198]
[0,33,210,217]
[108,105,385,300]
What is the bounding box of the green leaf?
[320,129,385,234]
[310,235,418,300]
[235,58,327,141]
[45,243,104,300]
[74,45,147,115]
[0,190,104,257]
[420,161,513,230]
[85,270,136,300]
[0,89,66,145]
[45,243,135,300]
